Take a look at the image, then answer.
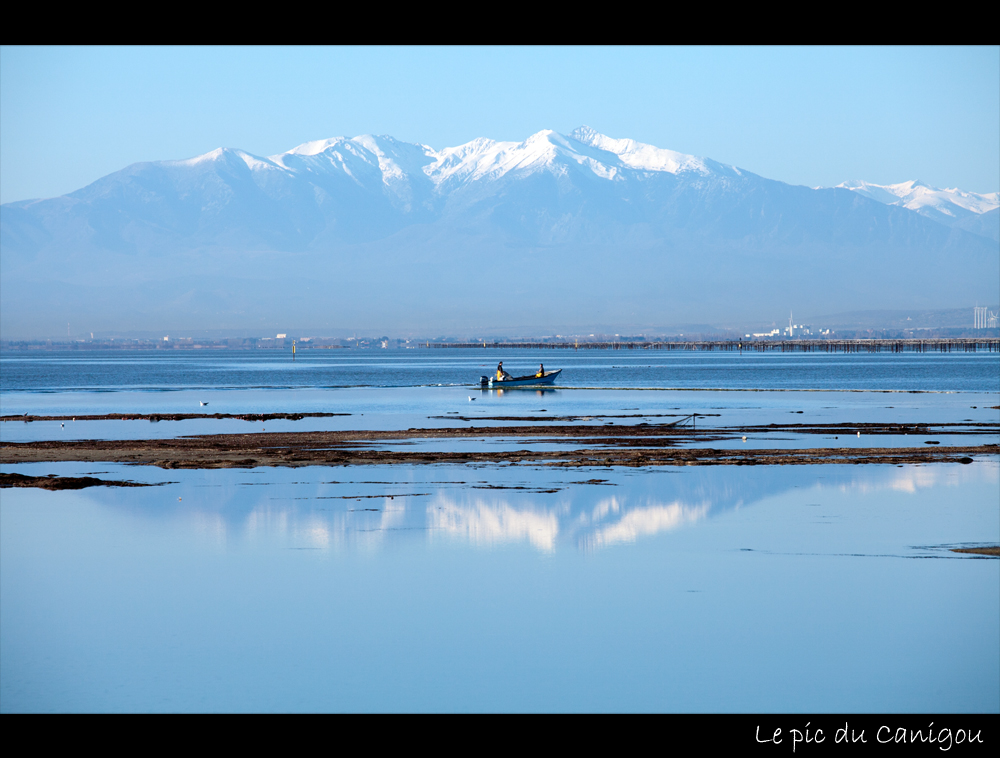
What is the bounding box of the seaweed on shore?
[1,429,994,470]
[2,412,349,423]
[0,472,168,490]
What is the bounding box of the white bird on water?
[468,396,476,401]
[200,402,208,407]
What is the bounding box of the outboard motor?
[480,376,489,388]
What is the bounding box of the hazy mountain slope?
[952,207,1000,242]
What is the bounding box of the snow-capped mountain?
[2,128,997,337]
[266,126,723,187]
[836,179,999,227]
[143,126,737,222]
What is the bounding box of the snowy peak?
[424,127,724,188]
[424,129,620,187]
[836,179,999,223]
[426,136,523,186]
[161,129,734,198]
[172,147,283,174]
[281,137,346,157]
[570,126,712,175]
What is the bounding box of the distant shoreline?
[2,337,999,352]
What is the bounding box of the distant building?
[782,312,814,337]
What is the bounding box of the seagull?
[469,396,476,401]
[61,423,64,428]
[200,402,209,407]
[742,436,746,441]
[857,431,861,437]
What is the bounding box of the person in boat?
[536,363,544,378]
[497,361,512,381]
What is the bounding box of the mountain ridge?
[2,128,997,338]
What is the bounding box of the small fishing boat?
[480,369,562,388]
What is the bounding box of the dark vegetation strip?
[0,472,168,490]
[430,413,721,422]
[729,421,999,435]
[2,422,994,449]
[1,427,994,470]
[2,412,349,423]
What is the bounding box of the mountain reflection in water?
[73,461,991,553]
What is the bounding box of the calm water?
[1,349,998,712]
[2,348,998,394]
[2,349,998,442]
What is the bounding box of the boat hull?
[484,369,561,388]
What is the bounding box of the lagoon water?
[3,348,998,394]
[1,349,998,712]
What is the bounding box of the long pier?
[431,338,1000,353]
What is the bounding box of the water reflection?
[55,460,995,553]
[239,499,414,551]
[579,498,711,550]
[429,498,561,551]
[486,388,561,399]
[2,460,996,713]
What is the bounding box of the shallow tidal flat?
[1,350,997,712]
[1,418,997,469]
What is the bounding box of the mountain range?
[2,127,997,338]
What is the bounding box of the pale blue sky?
[2,46,998,203]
